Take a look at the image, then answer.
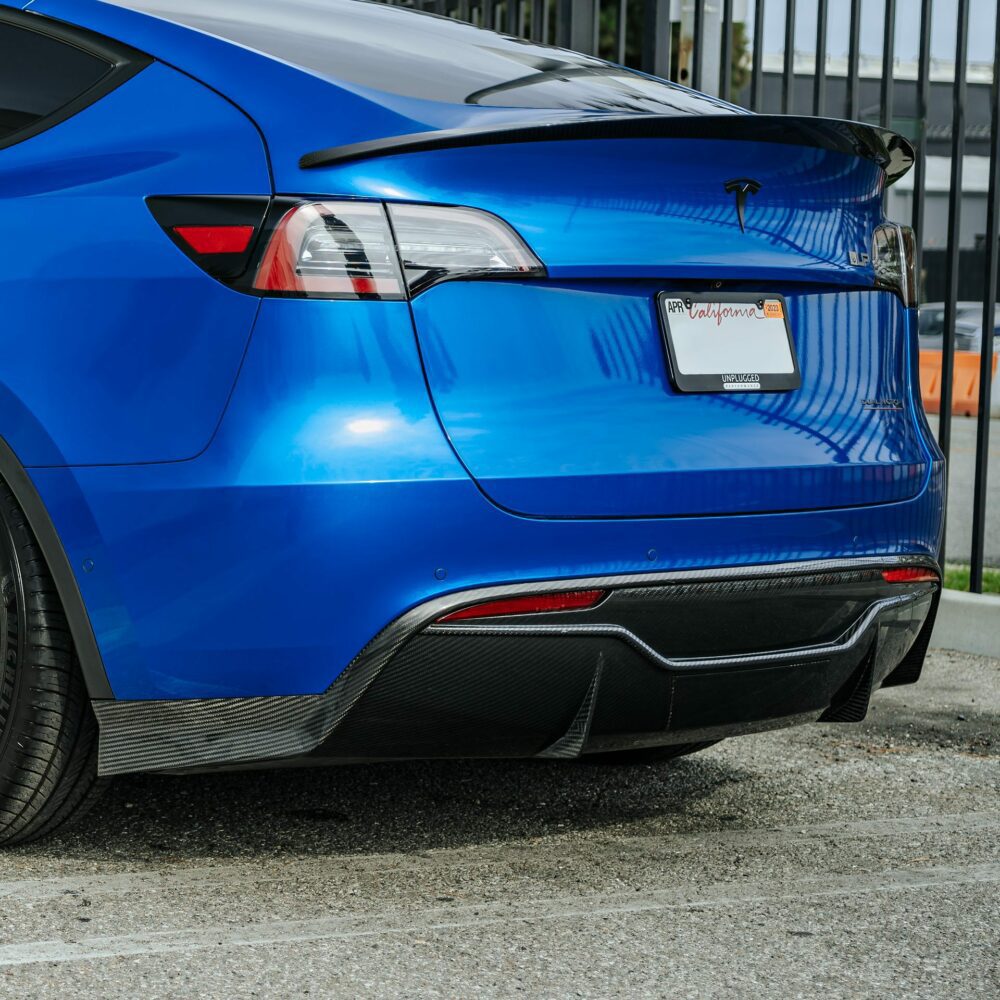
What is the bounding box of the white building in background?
[888,156,991,250]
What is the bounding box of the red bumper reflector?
[438,589,607,623]
[173,224,255,255]
[882,567,939,584]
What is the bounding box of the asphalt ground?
[0,648,996,998]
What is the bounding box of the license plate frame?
[657,292,802,393]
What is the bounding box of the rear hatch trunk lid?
[330,134,927,518]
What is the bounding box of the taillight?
[149,196,544,298]
[387,203,544,296]
[437,590,607,623]
[146,196,269,281]
[882,567,939,584]
[872,223,917,307]
[253,200,543,300]
[254,201,406,300]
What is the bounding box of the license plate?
[658,293,801,393]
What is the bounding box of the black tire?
[0,481,106,846]
[578,741,720,765]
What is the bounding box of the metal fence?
[383,0,999,591]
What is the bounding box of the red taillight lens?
[173,225,255,255]
[254,201,406,300]
[252,200,544,300]
[437,590,607,623]
[882,567,939,584]
[149,196,543,297]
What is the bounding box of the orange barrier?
[919,349,999,417]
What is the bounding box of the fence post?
[879,0,896,128]
[720,0,734,100]
[911,0,933,287]
[812,0,827,116]
[556,0,598,55]
[615,0,627,65]
[529,0,546,42]
[846,0,861,119]
[643,0,673,79]
[938,0,971,506]
[692,0,705,92]
[971,11,1000,592]
[503,0,515,34]
[750,0,765,111]
[782,0,796,114]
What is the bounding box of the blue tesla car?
[0,0,943,843]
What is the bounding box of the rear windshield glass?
[0,23,111,140]
[108,0,735,114]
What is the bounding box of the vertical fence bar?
[643,0,672,79]
[782,0,796,114]
[617,0,628,64]
[529,0,542,40]
[555,0,569,50]
[912,0,933,287]
[556,0,598,54]
[880,0,896,128]
[505,0,518,34]
[971,10,1000,592]
[846,0,861,119]
[750,0,765,111]
[692,0,705,93]
[720,0,734,101]
[482,0,496,30]
[938,0,970,559]
[812,0,827,116]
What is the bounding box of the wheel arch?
[0,437,112,699]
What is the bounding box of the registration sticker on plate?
[658,294,801,393]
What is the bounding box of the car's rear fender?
[27,295,946,702]
[0,55,270,465]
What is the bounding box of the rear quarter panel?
[0,58,269,465]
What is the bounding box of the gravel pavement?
[0,649,997,998]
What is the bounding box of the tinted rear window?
[0,23,112,140]
[108,0,734,114]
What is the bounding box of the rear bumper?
[92,558,938,776]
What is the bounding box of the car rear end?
[28,0,944,774]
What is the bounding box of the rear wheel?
[579,741,720,765]
[0,481,106,846]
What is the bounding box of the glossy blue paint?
[30,298,944,700]
[0,58,269,465]
[412,282,928,517]
[33,0,740,193]
[2,0,944,705]
[305,138,886,286]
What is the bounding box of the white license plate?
[658,294,801,393]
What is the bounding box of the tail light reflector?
[882,567,939,584]
[438,590,607,623]
[173,225,255,255]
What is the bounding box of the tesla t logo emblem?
[724,178,762,233]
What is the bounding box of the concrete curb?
[930,589,1000,657]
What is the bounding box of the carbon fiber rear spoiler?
[300,113,915,184]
